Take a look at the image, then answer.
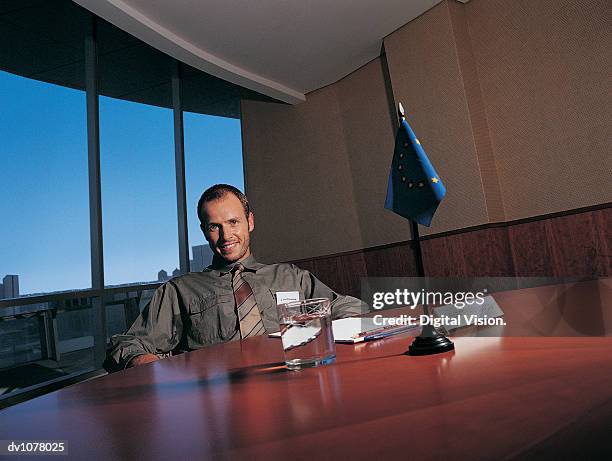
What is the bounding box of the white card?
[275,291,300,305]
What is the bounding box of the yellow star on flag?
[431,177,439,183]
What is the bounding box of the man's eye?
[229,220,238,226]
[208,225,218,231]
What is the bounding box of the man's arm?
[103,282,183,372]
[294,266,369,319]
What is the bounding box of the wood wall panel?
[459,227,515,276]
[593,209,612,275]
[288,207,611,298]
[362,243,418,278]
[420,234,467,277]
[420,227,513,277]
[421,226,519,294]
[545,212,608,278]
[311,257,344,294]
[508,220,554,277]
[295,254,368,299]
[336,253,368,298]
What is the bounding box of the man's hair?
[197,184,250,224]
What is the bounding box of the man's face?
[201,194,254,264]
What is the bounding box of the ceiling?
[0,0,273,118]
[73,0,443,104]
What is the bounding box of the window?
[182,64,245,271]
[0,2,262,400]
[0,20,89,297]
[98,23,178,286]
[0,1,96,393]
[184,113,244,271]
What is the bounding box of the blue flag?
[384,109,445,227]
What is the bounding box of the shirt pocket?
[217,297,239,341]
[186,295,221,345]
[261,288,301,333]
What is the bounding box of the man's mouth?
[219,242,238,252]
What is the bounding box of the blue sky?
[0,70,243,295]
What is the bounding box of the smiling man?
[201,186,254,264]
[104,184,367,371]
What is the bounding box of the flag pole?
[395,103,454,356]
[396,103,427,278]
[410,220,425,277]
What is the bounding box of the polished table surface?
[1,279,612,460]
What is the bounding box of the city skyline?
[1,242,216,299]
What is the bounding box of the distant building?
[2,275,19,299]
[191,244,214,272]
[0,282,4,299]
[157,270,169,282]
[159,244,213,280]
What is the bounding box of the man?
[104,184,367,372]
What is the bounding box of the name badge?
[275,291,300,305]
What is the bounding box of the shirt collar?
[207,254,264,275]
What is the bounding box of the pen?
[350,323,403,340]
[352,324,418,342]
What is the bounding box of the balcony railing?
[0,282,161,407]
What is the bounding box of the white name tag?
[275,291,300,305]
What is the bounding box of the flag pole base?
[406,325,454,356]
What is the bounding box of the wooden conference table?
[1,279,611,460]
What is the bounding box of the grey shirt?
[104,255,368,371]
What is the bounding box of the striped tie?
[232,263,265,339]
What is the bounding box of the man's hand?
[128,354,160,367]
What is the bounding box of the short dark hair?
[197,184,250,224]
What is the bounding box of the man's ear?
[248,212,254,232]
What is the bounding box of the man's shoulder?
[255,261,306,276]
[174,269,217,280]
[257,261,291,268]
[159,270,216,290]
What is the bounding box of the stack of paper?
[269,317,416,344]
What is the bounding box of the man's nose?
[219,225,229,240]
